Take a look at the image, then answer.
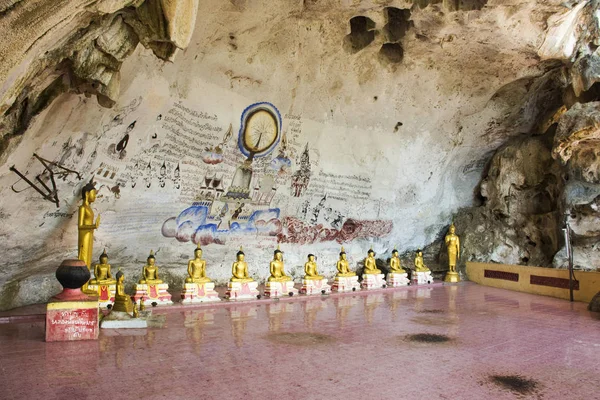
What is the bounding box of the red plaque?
[45,300,99,342]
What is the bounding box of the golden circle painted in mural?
[242,109,278,154]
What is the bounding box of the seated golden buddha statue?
[414,250,430,272]
[230,247,254,283]
[389,248,405,273]
[112,270,134,314]
[304,254,324,280]
[89,249,116,285]
[336,247,356,277]
[268,246,292,282]
[139,250,163,284]
[363,248,382,274]
[186,243,211,284]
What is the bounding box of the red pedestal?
[46,294,99,342]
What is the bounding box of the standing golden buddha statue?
[78,180,100,294]
[444,223,461,283]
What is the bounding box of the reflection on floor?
[1,282,599,400]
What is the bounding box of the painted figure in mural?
[304,254,324,280]
[336,247,356,277]
[90,249,116,285]
[139,250,163,284]
[112,270,134,314]
[78,180,100,293]
[363,248,382,274]
[389,248,405,274]
[414,250,430,272]
[230,247,254,282]
[445,223,460,273]
[268,246,292,282]
[186,243,211,284]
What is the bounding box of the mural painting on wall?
[162,102,285,245]
[20,95,392,245]
[161,102,393,246]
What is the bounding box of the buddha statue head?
[116,269,124,283]
[99,249,108,264]
[236,247,245,261]
[147,250,156,265]
[194,243,202,258]
[392,248,398,257]
[449,222,456,234]
[81,180,97,203]
[273,245,283,261]
[307,254,315,262]
[368,248,375,257]
[339,246,346,260]
[416,249,423,257]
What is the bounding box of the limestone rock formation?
[0,0,198,159]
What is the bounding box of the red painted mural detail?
[278,217,392,244]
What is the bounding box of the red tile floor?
[1,282,598,399]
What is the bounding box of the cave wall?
[1,0,596,309]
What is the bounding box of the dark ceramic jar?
[56,259,90,289]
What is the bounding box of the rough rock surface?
[0,0,199,158]
[0,0,599,309]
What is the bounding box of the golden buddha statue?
[363,248,382,274]
[268,245,292,282]
[445,223,460,273]
[336,247,356,277]
[414,250,430,272]
[90,249,116,285]
[389,248,405,273]
[230,247,254,282]
[139,250,163,284]
[78,180,100,293]
[304,254,324,280]
[112,270,134,314]
[186,243,211,284]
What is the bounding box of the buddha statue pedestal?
[361,273,387,290]
[101,310,150,329]
[87,283,116,308]
[300,278,331,295]
[181,282,221,304]
[264,281,298,298]
[132,283,173,306]
[331,275,361,292]
[444,271,460,283]
[386,272,410,287]
[225,281,260,300]
[46,260,99,342]
[412,271,434,285]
